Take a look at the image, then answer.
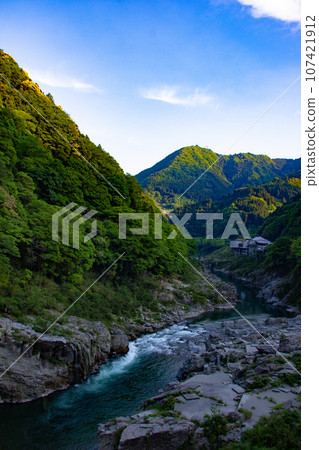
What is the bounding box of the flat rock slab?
[182,372,232,393]
[237,389,298,427]
[183,393,200,400]
[175,372,242,420]
[175,396,215,421]
[232,386,245,394]
[186,383,201,389]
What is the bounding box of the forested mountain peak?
[136,145,301,209]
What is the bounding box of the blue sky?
[0,0,301,174]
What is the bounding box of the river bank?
[0,270,238,403]
[202,251,300,315]
[0,272,300,449]
[98,314,301,449]
[211,266,300,315]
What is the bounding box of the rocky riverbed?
[208,264,300,315]
[0,272,238,403]
[98,314,301,449]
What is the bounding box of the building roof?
[230,236,272,250]
[250,236,272,245]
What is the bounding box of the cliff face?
[0,272,238,403]
[0,316,112,403]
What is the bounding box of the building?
[248,236,272,251]
[230,236,271,256]
[230,240,249,256]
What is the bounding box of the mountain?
[174,176,301,239]
[136,145,301,210]
[258,192,301,241]
[0,50,189,323]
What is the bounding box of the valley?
[0,51,301,449]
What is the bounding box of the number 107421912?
[306,16,316,82]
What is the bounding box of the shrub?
[239,408,301,449]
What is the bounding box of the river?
[0,275,284,449]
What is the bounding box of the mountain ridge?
[136,145,301,209]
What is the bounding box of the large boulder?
[177,353,205,381]
[110,327,129,354]
[98,416,196,450]
[256,344,276,355]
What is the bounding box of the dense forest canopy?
[174,176,301,238]
[0,50,190,323]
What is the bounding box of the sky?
[0,0,301,174]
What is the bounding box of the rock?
[291,386,301,395]
[110,328,129,354]
[0,316,111,403]
[232,386,245,394]
[286,307,300,314]
[265,317,287,326]
[183,393,200,400]
[177,354,205,381]
[255,363,271,375]
[193,427,210,448]
[266,296,280,305]
[257,345,276,355]
[98,419,130,449]
[98,417,196,450]
[278,336,301,353]
[130,410,158,420]
[223,319,247,330]
[189,340,206,354]
[246,345,257,355]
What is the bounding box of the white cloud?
[236,0,300,23]
[26,69,102,93]
[141,86,213,107]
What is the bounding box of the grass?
[202,411,229,449]
[247,376,271,390]
[237,408,301,449]
[238,407,252,420]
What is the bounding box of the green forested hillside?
[0,50,190,323]
[205,194,301,306]
[136,145,301,209]
[174,177,301,239]
[259,193,301,241]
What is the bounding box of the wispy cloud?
[27,69,102,93]
[235,0,300,23]
[141,85,214,107]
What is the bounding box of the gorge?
[0,275,300,449]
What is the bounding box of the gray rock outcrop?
[98,415,196,450]
[0,316,111,403]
